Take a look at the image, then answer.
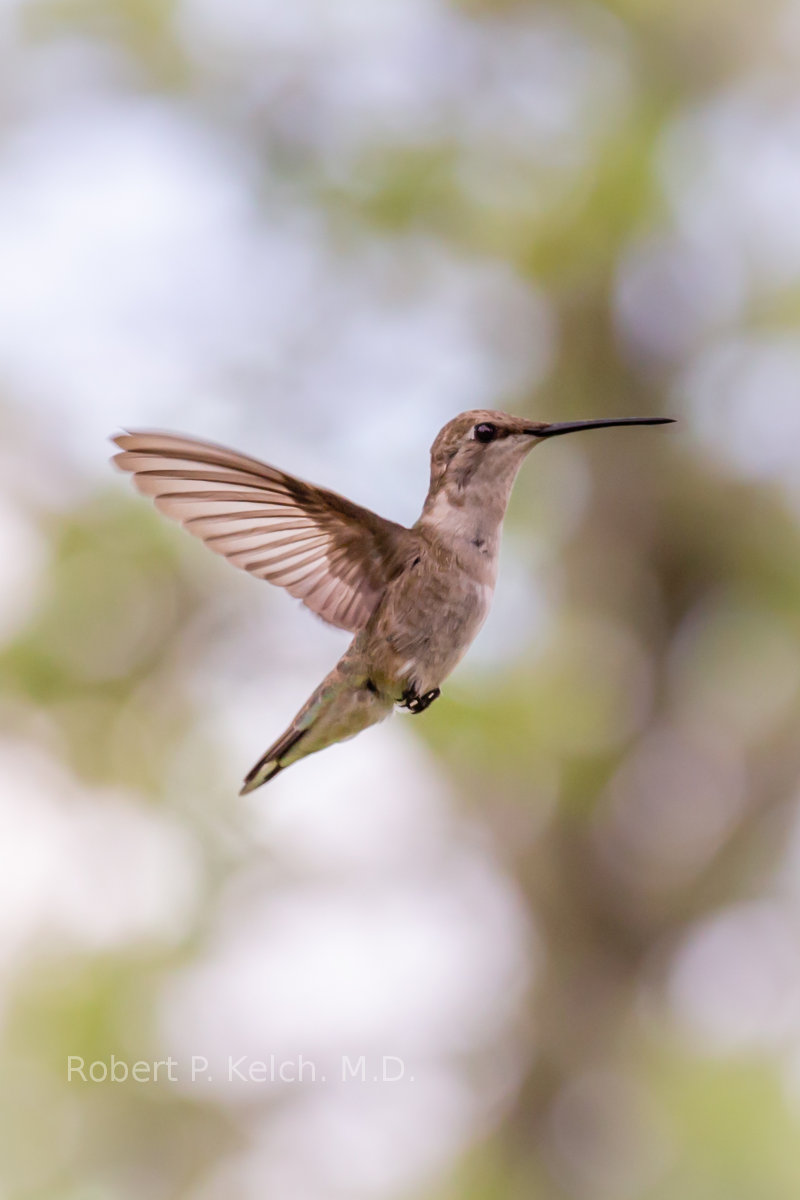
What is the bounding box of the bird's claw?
[399,687,440,714]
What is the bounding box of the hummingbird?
[112,412,673,792]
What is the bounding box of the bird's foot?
[399,687,440,714]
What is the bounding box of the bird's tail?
[239,664,394,795]
[239,724,307,793]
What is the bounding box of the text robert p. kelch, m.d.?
[66,1054,411,1085]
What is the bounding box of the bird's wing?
[112,431,410,633]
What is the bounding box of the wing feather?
[112,431,410,632]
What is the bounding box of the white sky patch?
[0,741,202,977]
[618,76,800,373]
[239,722,456,875]
[659,82,800,292]
[0,0,31,40]
[614,232,746,368]
[159,716,532,1195]
[175,0,632,177]
[198,1072,481,1200]
[0,98,260,455]
[161,865,530,1065]
[678,334,800,507]
[156,644,534,1200]
[160,863,530,1197]
[669,901,800,1054]
[0,90,552,515]
[160,716,533,1064]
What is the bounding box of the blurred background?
[2,0,800,1196]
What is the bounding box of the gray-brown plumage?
[112,411,673,791]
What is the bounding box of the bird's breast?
[367,555,496,694]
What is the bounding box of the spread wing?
[112,431,410,633]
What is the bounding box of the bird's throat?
[419,486,505,565]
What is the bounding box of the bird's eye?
[473,422,497,443]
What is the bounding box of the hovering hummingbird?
[112,412,673,792]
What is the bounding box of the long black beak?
[533,417,675,438]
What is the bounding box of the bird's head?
[427,410,674,501]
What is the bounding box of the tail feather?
[238,665,394,794]
[239,760,282,795]
[239,726,308,795]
